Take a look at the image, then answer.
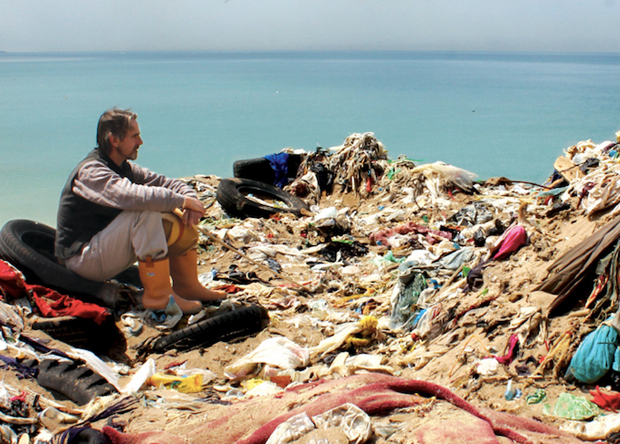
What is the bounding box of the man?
[55,108,225,314]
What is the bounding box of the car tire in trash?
[216,178,309,219]
[233,154,305,186]
[233,157,276,185]
[0,219,141,306]
[37,359,117,406]
[32,315,124,354]
[152,305,269,353]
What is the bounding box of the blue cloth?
[614,346,620,372]
[569,322,619,384]
[264,152,290,188]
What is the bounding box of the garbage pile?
[2,131,620,444]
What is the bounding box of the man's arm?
[130,164,206,225]
[130,163,197,197]
[72,161,186,212]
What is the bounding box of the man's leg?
[169,248,227,301]
[66,210,168,282]
[66,210,201,313]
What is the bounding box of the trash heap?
[2,131,620,443]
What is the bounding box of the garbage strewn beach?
[3,130,620,444]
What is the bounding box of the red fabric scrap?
[493,225,527,260]
[0,260,29,299]
[590,386,620,412]
[30,286,109,325]
[494,334,520,365]
[0,259,109,325]
[213,284,243,294]
[9,391,27,402]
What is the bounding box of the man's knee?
[131,211,168,260]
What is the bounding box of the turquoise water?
[1,50,620,228]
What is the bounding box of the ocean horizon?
[1,50,620,228]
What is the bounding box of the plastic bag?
[545,392,600,420]
[266,403,372,444]
[225,336,309,380]
[568,317,619,384]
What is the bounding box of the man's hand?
[182,197,206,226]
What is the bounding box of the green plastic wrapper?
[543,393,600,420]
[526,389,547,405]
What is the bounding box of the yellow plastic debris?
[346,316,378,347]
[241,378,267,391]
[146,372,203,393]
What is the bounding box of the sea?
[1,50,620,228]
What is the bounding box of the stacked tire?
[216,178,309,219]
[0,219,140,307]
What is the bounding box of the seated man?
[55,108,225,314]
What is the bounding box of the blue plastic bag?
[569,317,620,384]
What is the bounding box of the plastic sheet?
[266,403,372,444]
[545,392,600,420]
[67,348,123,392]
[309,317,377,359]
[328,352,393,377]
[225,336,310,380]
[0,300,24,332]
[390,270,427,330]
[437,247,475,270]
[561,413,620,440]
[121,359,157,395]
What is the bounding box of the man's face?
[110,118,143,163]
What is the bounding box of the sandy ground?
[2,143,620,443]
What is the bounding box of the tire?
[0,219,141,305]
[233,157,275,185]
[31,315,123,354]
[37,359,117,406]
[152,305,269,353]
[216,178,309,219]
[233,154,305,186]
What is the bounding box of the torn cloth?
[264,153,290,188]
[157,373,591,444]
[0,259,109,324]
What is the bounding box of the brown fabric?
[537,216,620,315]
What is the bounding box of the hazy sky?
[1,0,620,53]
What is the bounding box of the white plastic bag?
[225,336,309,380]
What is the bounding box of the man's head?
[96,108,143,165]
[96,108,139,155]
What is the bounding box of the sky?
[1,0,620,53]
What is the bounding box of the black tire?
[233,154,305,186]
[216,178,309,219]
[0,219,141,305]
[37,359,117,406]
[32,315,124,354]
[233,157,276,185]
[152,305,269,353]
